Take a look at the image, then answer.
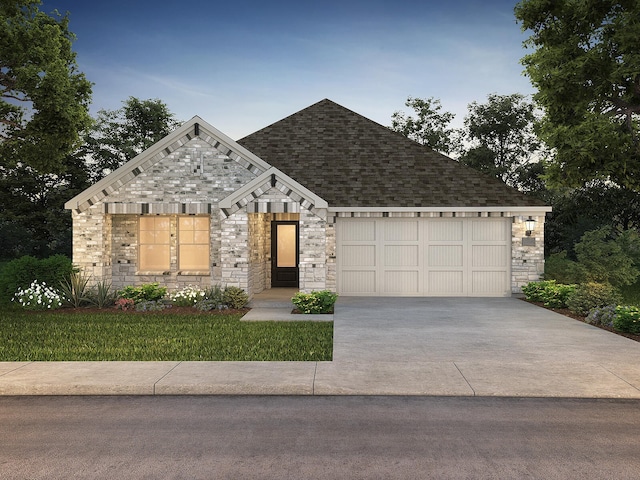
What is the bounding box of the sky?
[42,0,536,139]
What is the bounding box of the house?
[65,99,551,297]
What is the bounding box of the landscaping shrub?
[573,227,640,288]
[613,305,640,334]
[544,252,581,284]
[522,280,575,308]
[566,282,622,317]
[170,285,206,307]
[585,305,617,327]
[59,271,92,308]
[117,283,167,303]
[115,298,135,311]
[0,255,74,304]
[87,280,116,309]
[135,300,168,312]
[292,290,338,314]
[222,286,249,309]
[12,280,63,310]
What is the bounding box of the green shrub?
[522,280,575,308]
[0,255,74,304]
[135,300,168,312]
[574,227,640,288]
[59,271,92,308]
[585,305,617,327]
[613,305,640,334]
[87,280,116,309]
[117,283,167,303]
[195,285,225,311]
[566,282,622,316]
[292,290,338,314]
[223,286,249,309]
[544,251,581,284]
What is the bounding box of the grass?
[0,309,333,361]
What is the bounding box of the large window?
[178,216,210,271]
[139,216,170,271]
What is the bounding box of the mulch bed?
[525,300,640,343]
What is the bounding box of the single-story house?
[65,99,551,297]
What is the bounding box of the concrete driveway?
[314,297,640,397]
[1,296,640,397]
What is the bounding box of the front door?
[271,221,299,287]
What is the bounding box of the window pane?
[277,224,297,267]
[179,245,209,271]
[140,245,170,271]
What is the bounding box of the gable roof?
[65,116,276,212]
[238,99,547,209]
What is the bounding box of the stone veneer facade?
[69,127,546,297]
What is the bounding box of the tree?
[515,0,640,189]
[391,96,455,153]
[458,93,542,190]
[84,97,181,180]
[0,0,92,174]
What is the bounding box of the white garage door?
[336,217,511,297]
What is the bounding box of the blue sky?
[43,0,535,139]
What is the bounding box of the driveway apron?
[313,297,640,397]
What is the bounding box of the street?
[1,396,639,479]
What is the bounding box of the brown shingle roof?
[237,99,546,208]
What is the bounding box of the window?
[178,216,210,271]
[139,216,170,271]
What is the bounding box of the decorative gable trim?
[219,167,328,217]
[65,116,273,213]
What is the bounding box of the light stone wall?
[511,215,546,293]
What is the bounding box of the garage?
[336,217,511,297]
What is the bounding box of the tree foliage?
[515,0,640,189]
[83,97,181,180]
[390,96,455,153]
[0,0,92,174]
[458,93,543,191]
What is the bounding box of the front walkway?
[1,297,640,397]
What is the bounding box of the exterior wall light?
[524,216,536,236]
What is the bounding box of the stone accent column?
[298,208,328,293]
[221,210,250,292]
[511,215,546,293]
[71,207,111,285]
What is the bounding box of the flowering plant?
[170,285,206,307]
[115,298,135,311]
[12,281,63,310]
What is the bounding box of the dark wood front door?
[271,221,299,287]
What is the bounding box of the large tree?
[515,0,640,189]
[0,0,92,174]
[84,97,181,181]
[458,93,543,192]
[390,96,455,154]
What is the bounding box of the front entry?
[271,221,299,287]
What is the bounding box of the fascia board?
[328,206,552,213]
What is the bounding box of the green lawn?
[0,309,333,361]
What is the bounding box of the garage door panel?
[341,271,376,293]
[342,245,376,267]
[472,271,507,294]
[342,221,376,241]
[385,221,418,241]
[428,271,464,294]
[428,245,463,267]
[385,245,418,266]
[429,221,463,241]
[384,271,419,293]
[472,220,506,241]
[472,245,507,267]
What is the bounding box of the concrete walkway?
[1,297,640,397]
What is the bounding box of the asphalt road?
[1,396,639,479]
